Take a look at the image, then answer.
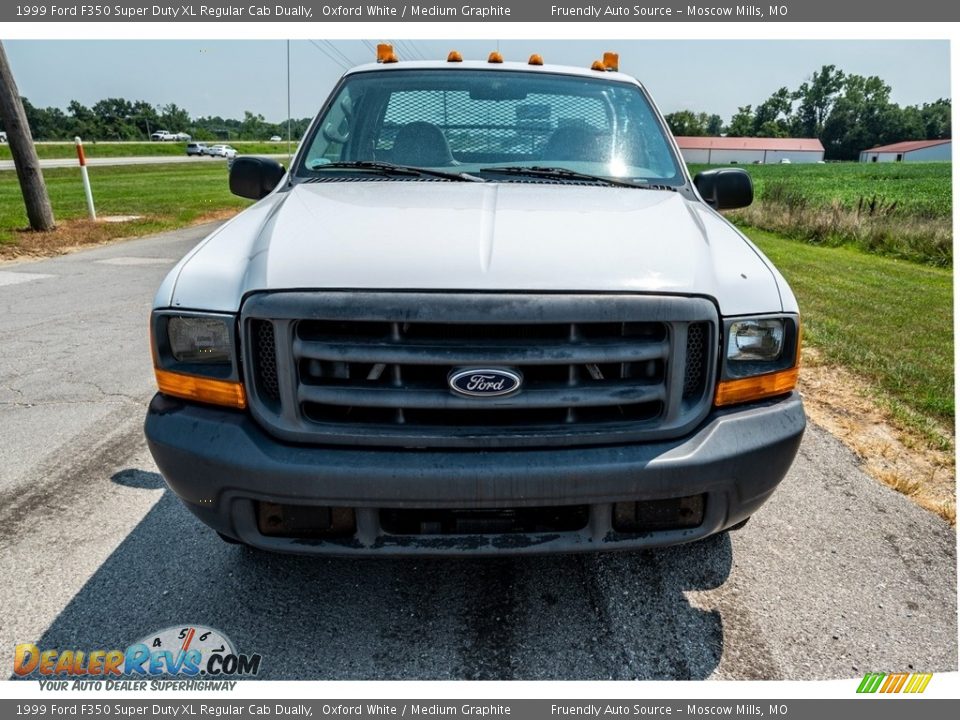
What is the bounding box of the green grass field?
[690,162,952,218]
[748,228,953,443]
[0,141,291,161]
[0,162,251,247]
[690,162,953,266]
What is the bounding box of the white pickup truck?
[145,50,805,555]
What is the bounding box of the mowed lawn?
[748,228,953,441]
[0,141,292,161]
[0,163,252,247]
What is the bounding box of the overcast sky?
[3,39,950,123]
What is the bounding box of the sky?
[3,39,950,124]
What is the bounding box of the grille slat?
[293,337,669,365]
[243,293,717,449]
[298,381,666,409]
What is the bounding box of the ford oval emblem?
[448,368,523,398]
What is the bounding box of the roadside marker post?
[75,136,96,220]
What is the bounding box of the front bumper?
[144,391,805,556]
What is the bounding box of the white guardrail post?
[75,136,96,220]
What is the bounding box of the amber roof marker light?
[488,51,504,64]
[603,52,620,71]
[447,50,463,62]
[376,43,398,64]
[528,54,544,66]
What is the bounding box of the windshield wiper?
[308,160,483,182]
[479,166,673,190]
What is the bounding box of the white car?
[146,51,805,555]
[269,135,282,142]
[205,144,237,158]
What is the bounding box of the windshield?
[296,69,684,186]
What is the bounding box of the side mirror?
[229,157,285,200]
[693,168,753,210]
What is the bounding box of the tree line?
[663,65,951,160]
[1,96,313,142]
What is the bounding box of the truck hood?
[162,181,786,316]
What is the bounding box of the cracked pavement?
[0,224,955,681]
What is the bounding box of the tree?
[664,110,706,136]
[753,87,793,137]
[793,65,845,137]
[920,99,951,139]
[159,103,190,132]
[705,114,723,136]
[0,41,54,231]
[821,74,899,160]
[240,110,267,139]
[68,99,99,139]
[726,105,754,137]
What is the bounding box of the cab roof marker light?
[447,50,463,63]
[376,44,398,64]
[488,51,504,64]
[590,60,607,72]
[603,52,620,71]
[528,54,544,66]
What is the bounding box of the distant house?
[674,136,825,164]
[859,139,951,163]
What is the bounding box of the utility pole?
[0,41,54,231]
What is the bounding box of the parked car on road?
[150,130,174,141]
[146,49,805,556]
[186,142,208,156]
[205,144,238,158]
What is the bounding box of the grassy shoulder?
[693,162,952,267]
[0,163,252,255]
[745,227,954,448]
[0,141,291,161]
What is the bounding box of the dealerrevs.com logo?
[14,625,261,690]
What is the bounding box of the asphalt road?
[0,225,956,681]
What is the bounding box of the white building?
[859,139,951,162]
[675,136,825,164]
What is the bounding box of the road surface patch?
[0,270,54,286]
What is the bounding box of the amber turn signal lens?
[714,367,799,407]
[155,368,247,409]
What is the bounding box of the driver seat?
[390,121,454,166]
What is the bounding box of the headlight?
[715,315,800,407]
[151,311,245,409]
[168,316,232,363]
[727,319,784,362]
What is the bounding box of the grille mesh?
[683,322,708,400]
[252,320,280,403]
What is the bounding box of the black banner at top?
[6,0,960,22]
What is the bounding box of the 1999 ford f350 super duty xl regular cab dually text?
[145,48,805,556]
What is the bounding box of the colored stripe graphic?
[857,672,932,694]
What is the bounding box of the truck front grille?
[242,293,717,449]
